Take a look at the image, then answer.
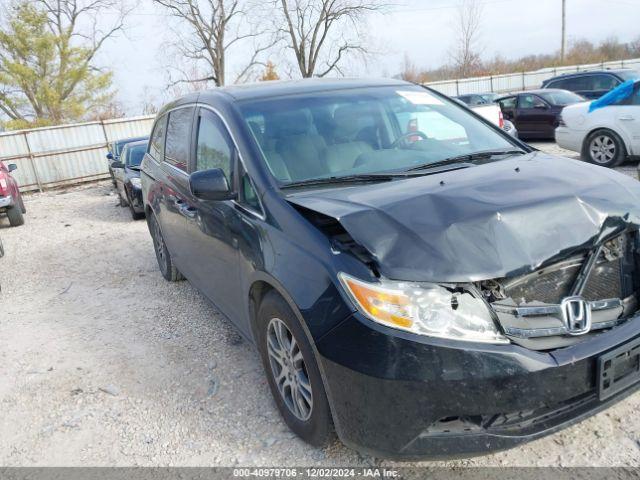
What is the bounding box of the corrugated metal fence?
[425,58,640,96]
[0,115,154,192]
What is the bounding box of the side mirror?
[7,163,17,172]
[190,168,237,201]
[111,161,125,169]
[106,152,114,160]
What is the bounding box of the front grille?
[502,234,630,305]
[504,259,581,304]
[583,259,622,301]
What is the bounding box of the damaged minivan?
[141,78,640,459]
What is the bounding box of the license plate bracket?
[597,337,640,401]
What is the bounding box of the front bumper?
[316,312,640,459]
[0,195,14,210]
[555,126,583,153]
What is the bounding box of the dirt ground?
[0,143,639,467]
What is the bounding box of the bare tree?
[449,0,483,78]
[153,0,277,87]
[274,0,384,78]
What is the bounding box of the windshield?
[240,86,517,185]
[618,70,640,81]
[538,90,584,106]
[126,144,147,167]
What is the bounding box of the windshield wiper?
[281,173,405,189]
[406,150,526,172]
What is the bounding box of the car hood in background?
[287,152,640,282]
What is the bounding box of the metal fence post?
[522,72,525,90]
[100,119,110,150]
[490,75,494,92]
[23,132,43,192]
[455,79,459,96]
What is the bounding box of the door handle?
[619,115,635,121]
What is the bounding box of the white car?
[556,80,640,167]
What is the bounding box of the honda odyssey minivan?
[141,78,640,459]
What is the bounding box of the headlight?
[339,273,508,344]
[130,177,141,188]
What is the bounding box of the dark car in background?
[0,161,25,227]
[141,79,640,459]
[106,136,149,185]
[112,140,147,219]
[542,69,640,100]
[496,89,584,139]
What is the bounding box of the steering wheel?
[391,131,428,149]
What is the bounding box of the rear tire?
[148,213,183,282]
[582,129,626,167]
[7,205,24,227]
[256,291,333,447]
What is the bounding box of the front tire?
[7,205,24,227]
[583,129,626,167]
[256,291,333,447]
[148,213,183,282]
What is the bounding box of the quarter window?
[165,107,194,171]
[195,109,233,181]
[149,115,167,160]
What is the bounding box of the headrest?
[333,105,372,137]
[270,110,312,137]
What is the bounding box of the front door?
[615,83,640,155]
[181,107,243,321]
[515,94,553,138]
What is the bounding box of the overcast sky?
[97,0,640,113]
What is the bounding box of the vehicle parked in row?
[112,140,147,219]
[542,69,639,100]
[557,80,640,167]
[141,79,640,460]
[0,161,25,227]
[497,89,584,139]
[106,136,149,185]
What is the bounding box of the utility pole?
[560,0,566,62]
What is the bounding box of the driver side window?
[518,95,546,109]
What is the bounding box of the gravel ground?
[1,142,639,467]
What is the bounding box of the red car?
[0,161,25,227]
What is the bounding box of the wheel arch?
[582,126,630,158]
[247,271,344,439]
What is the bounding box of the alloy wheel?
[589,135,616,164]
[266,317,313,421]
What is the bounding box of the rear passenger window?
[165,107,194,171]
[592,75,619,91]
[149,115,167,160]
[195,109,233,181]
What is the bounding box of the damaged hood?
[287,152,640,282]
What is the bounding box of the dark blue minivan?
[141,78,640,459]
